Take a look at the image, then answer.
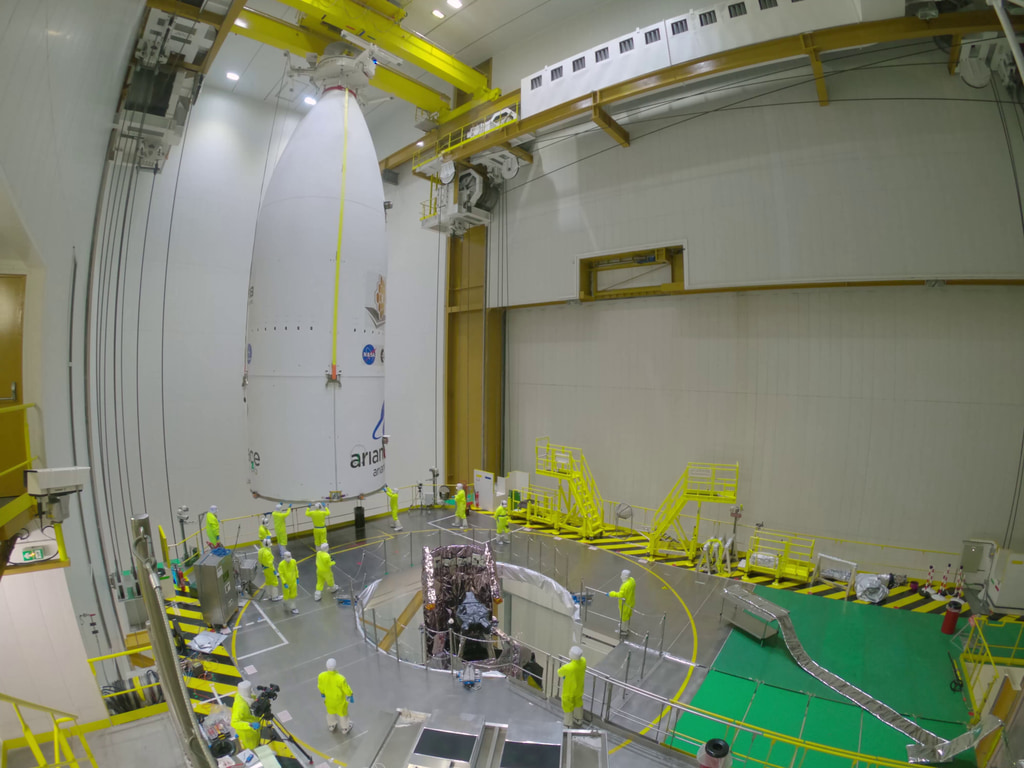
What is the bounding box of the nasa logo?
[247,344,252,364]
[362,345,376,365]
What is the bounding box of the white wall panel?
[488,46,1024,307]
[507,288,1024,572]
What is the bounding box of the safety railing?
[543,654,922,768]
[958,617,1001,721]
[533,438,605,538]
[975,617,1024,667]
[579,583,667,662]
[411,101,521,173]
[742,531,816,584]
[86,645,167,724]
[0,692,98,768]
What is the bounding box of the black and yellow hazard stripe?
[165,588,296,762]
[501,510,1020,619]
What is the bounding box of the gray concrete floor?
[230,508,732,768]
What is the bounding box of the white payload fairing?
[243,49,386,502]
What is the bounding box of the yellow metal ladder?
[533,438,606,539]
[0,692,98,767]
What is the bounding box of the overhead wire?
[134,171,159,520]
[509,40,960,192]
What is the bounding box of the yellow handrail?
[0,691,97,768]
[0,692,78,720]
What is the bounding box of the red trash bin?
[941,599,963,635]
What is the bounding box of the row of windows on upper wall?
[530,0,807,89]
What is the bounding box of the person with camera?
[318,658,354,734]
[231,681,262,751]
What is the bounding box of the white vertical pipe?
[989,0,1024,81]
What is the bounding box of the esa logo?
[362,345,375,365]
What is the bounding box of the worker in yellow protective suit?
[557,646,586,727]
[279,550,299,615]
[205,506,221,549]
[257,514,271,542]
[610,569,636,635]
[318,658,354,733]
[495,501,509,545]
[453,483,467,529]
[258,538,281,602]
[231,681,262,750]
[306,503,329,548]
[272,504,290,556]
[314,543,338,601]
[385,486,402,531]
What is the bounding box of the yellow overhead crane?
[145,0,502,122]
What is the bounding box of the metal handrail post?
[659,613,667,656]
[410,532,414,567]
[383,539,388,574]
[623,651,631,696]
[602,678,613,721]
[449,627,456,679]
[640,632,650,679]
[394,619,401,665]
[372,608,379,646]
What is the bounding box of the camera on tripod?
[251,683,279,720]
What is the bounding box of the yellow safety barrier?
[742,530,816,584]
[0,692,98,768]
[86,645,167,727]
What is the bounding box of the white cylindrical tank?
[244,85,386,502]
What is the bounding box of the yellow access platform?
[646,462,739,562]
[526,438,606,539]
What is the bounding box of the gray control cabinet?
[195,550,237,627]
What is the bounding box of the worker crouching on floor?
[318,658,354,734]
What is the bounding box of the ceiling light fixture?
[432,9,445,18]
[416,140,425,147]
[447,0,462,8]
[304,96,317,105]
[226,71,240,81]
[233,18,248,28]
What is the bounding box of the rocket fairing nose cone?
[244,88,387,501]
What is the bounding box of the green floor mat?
[798,697,864,768]
[739,683,808,768]
[665,671,755,752]
[712,585,971,723]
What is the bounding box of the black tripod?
[257,711,313,765]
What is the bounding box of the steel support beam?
[502,143,533,165]
[948,34,963,76]
[807,48,829,106]
[382,8,1024,170]
[592,101,630,147]
[201,0,246,75]
[278,0,497,99]
[236,8,451,116]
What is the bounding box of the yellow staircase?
[0,693,98,768]
[646,463,739,562]
[530,438,606,539]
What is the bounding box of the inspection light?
[226,72,240,81]
[233,18,248,28]
[432,9,445,18]
[416,141,425,147]
[447,0,462,8]
[304,96,317,106]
